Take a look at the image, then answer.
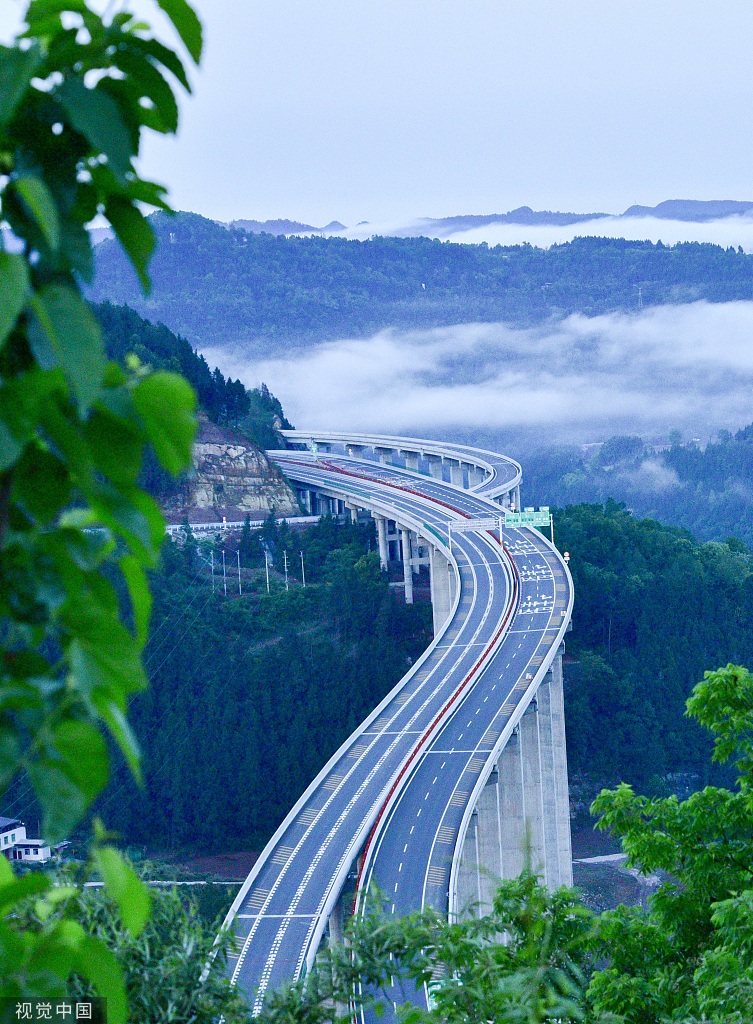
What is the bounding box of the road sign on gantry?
[448,516,504,552]
[448,517,503,532]
[504,510,551,527]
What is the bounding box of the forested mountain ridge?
[96,302,296,512]
[89,211,753,353]
[526,424,753,548]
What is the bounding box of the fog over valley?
[202,299,753,449]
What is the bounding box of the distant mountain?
[620,199,753,222]
[227,218,346,235]
[410,206,609,236]
[413,201,753,235]
[88,211,753,354]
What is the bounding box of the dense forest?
[0,501,728,854]
[558,500,753,787]
[93,517,433,852]
[96,301,291,460]
[89,211,753,352]
[526,424,753,548]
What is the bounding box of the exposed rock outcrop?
[164,414,300,523]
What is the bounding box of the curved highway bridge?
[221,433,573,1016]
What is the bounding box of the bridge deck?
[220,441,571,1016]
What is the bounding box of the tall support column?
[512,485,521,512]
[429,545,452,634]
[456,810,481,918]
[346,503,359,524]
[328,890,345,947]
[475,769,503,916]
[536,676,562,889]
[549,649,573,886]
[448,556,457,608]
[519,702,546,880]
[373,514,388,570]
[400,528,414,604]
[402,451,420,472]
[499,729,526,879]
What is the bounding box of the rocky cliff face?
[164,415,300,522]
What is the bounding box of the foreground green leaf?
[93,846,151,937]
[0,253,29,348]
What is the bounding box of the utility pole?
[237,548,242,595]
[265,550,270,593]
[300,550,306,587]
[210,549,214,593]
[283,550,289,591]
[222,548,227,596]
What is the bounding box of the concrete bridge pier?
[372,513,389,571]
[401,528,414,604]
[429,546,453,634]
[446,459,465,487]
[376,447,396,465]
[401,450,420,472]
[454,646,571,918]
[426,456,444,481]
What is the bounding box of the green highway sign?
[504,509,552,528]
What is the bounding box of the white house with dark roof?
[12,838,51,863]
[0,817,25,855]
[0,817,51,863]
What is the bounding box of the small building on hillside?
[12,838,51,864]
[0,817,25,856]
[0,817,51,864]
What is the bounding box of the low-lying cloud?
[337,214,753,252]
[202,300,753,446]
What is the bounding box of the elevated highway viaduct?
[220,433,573,1017]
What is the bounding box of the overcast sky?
[3,1,753,226]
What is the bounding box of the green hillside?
[526,426,753,548]
[89,211,753,352]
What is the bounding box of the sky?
[3,1,753,226]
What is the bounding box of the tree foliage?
[68,879,247,1024]
[0,0,202,1015]
[257,873,594,1024]
[556,502,753,786]
[588,664,753,1022]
